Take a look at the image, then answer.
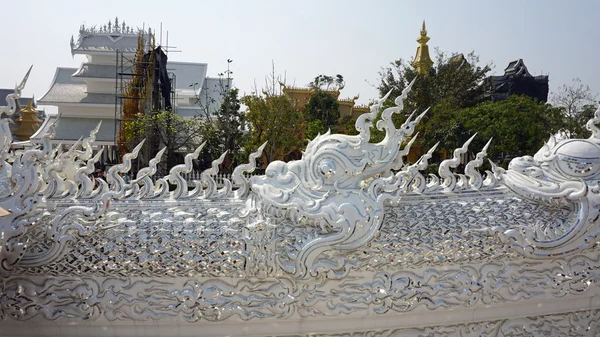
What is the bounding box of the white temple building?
[35,19,228,161]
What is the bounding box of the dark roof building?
[486,59,549,102]
[0,89,37,110]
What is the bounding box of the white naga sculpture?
[2,70,600,337]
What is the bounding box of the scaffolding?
[114,45,177,168]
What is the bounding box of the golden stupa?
[412,21,434,75]
[13,100,43,140]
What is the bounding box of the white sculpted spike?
[168,142,205,199]
[394,77,417,107]
[22,140,145,267]
[74,121,102,162]
[437,133,477,191]
[400,107,429,137]
[134,147,166,199]
[354,89,391,142]
[391,132,418,171]
[200,150,229,199]
[464,138,493,190]
[0,119,14,198]
[0,65,32,117]
[42,137,83,199]
[407,143,439,193]
[75,149,104,198]
[367,135,420,199]
[232,142,267,198]
[106,140,144,196]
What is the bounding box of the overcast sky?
[2,0,599,109]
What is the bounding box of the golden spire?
[13,100,43,140]
[412,21,434,75]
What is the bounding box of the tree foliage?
[309,74,345,91]
[375,48,574,162]
[243,64,308,164]
[378,50,492,114]
[562,104,598,139]
[552,78,598,117]
[125,110,204,173]
[376,50,493,151]
[340,115,359,136]
[441,95,565,161]
[304,90,340,129]
[214,87,246,168]
[551,78,599,138]
[306,119,327,140]
[244,93,305,164]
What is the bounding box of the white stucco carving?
[2,69,600,336]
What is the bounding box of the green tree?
[244,93,305,164]
[309,74,345,91]
[563,104,597,139]
[378,50,491,114]
[456,95,565,161]
[551,78,598,138]
[243,63,307,164]
[376,49,492,151]
[215,87,246,169]
[306,119,327,140]
[305,90,340,130]
[125,110,204,173]
[340,115,359,136]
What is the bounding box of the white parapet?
[2,72,600,336]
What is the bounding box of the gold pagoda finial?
[412,21,433,75]
[13,100,42,141]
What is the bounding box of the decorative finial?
[412,21,433,75]
[115,17,119,32]
[18,65,33,92]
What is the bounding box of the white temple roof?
[168,62,208,91]
[72,63,128,80]
[30,115,115,145]
[38,68,114,106]
[71,34,140,55]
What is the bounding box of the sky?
[1,0,599,110]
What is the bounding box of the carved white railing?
[2,69,600,337]
[151,171,262,188]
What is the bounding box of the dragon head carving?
[500,107,600,257]
[249,79,427,278]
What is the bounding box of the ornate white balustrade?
[2,72,600,336]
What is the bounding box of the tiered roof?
[72,63,129,80]
[70,18,145,56]
[39,67,115,106]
